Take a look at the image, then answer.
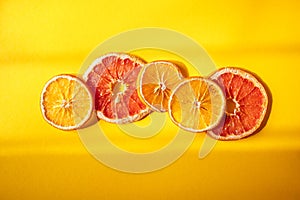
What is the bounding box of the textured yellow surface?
[1,0,300,199]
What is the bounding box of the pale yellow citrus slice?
[168,77,225,133]
[40,74,93,130]
[138,61,185,112]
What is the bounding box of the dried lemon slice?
[168,77,225,133]
[138,61,185,112]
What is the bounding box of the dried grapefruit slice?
[208,67,268,140]
[83,52,150,124]
[40,74,93,130]
[168,77,226,133]
[138,61,185,112]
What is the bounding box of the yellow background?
[1,0,300,199]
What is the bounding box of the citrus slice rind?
[208,67,269,140]
[83,52,150,124]
[138,61,185,112]
[40,74,93,130]
[168,77,226,133]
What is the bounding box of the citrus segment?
[40,74,93,130]
[168,77,225,133]
[138,61,185,112]
[208,67,269,140]
[83,53,150,124]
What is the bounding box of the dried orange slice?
[83,52,150,124]
[208,67,269,140]
[40,74,93,130]
[168,77,226,133]
[138,61,185,112]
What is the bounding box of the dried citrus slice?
[40,74,93,130]
[168,77,226,133]
[208,67,269,140]
[138,61,185,112]
[83,52,150,124]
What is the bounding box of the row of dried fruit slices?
[41,52,269,140]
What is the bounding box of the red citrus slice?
[208,67,269,140]
[83,52,150,124]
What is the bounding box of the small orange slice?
[138,61,185,112]
[40,74,93,130]
[168,77,225,133]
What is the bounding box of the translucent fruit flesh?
[139,61,185,112]
[168,77,225,133]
